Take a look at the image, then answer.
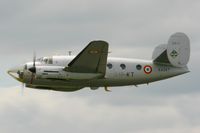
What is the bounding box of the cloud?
[0,0,199,59]
[0,86,200,133]
[1,0,200,51]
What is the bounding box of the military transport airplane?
[8,32,190,92]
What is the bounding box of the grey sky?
[0,0,200,133]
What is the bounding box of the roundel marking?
[144,65,152,74]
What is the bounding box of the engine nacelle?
[35,66,103,80]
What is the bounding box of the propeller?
[17,70,25,95]
[29,52,36,73]
[21,82,25,96]
[29,52,36,84]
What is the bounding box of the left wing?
[67,41,109,74]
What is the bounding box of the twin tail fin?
[152,32,190,67]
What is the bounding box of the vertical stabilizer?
[153,32,190,67]
[167,32,190,67]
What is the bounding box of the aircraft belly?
[28,78,137,89]
[88,78,137,87]
[26,84,83,92]
[26,79,86,91]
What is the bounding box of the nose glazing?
[8,65,24,82]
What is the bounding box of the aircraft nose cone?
[8,66,19,73]
[8,65,24,82]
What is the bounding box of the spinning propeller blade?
[29,52,36,84]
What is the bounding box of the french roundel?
[144,65,152,74]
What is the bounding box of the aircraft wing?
[67,41,109,74]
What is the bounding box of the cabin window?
[107,63,113,69]
[136,64,142,70]
[120,64,126,70]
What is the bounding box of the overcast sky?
[0,0,200,133]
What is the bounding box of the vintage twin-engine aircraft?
[8,32,190,92]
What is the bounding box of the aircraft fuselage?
[18,56,188,91]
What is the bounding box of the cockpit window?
[44,58,48,64]
[47,57,53,64]
[36,57,43,62]
[39,57,53,64]
[24,64,27,70]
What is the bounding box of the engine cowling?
[35,66,103,80]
